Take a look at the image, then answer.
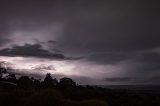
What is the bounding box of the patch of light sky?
[0,56,123,80]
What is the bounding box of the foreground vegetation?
[0,89,109,106]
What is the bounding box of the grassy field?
[0,89,109,106]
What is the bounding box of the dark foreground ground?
[0,89,109,106]
[1,86,160,106]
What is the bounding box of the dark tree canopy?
[43,73,58,88]
[7,74,16,83]
[59,77,76,87]
[18,76,33,88]
[0,65,7,78]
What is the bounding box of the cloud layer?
[0,0,160,84]
[0,43,70,60]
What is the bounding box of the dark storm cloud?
[128,52,160,75]
[1,0,160,84]
[103,77,134,82]
[135,52,160,63]
[111,51,160,84]
[147,75,160,84]
[0,43,75,60]
[0,17,11,45]
[1,0,160,54]
[0,37,11,46]
[57,0,160,53]
[55,1,160,84]
[86,52,132,64]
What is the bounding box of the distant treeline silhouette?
[0,64,77,89]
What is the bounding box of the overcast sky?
[0,0,160,85]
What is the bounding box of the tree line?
[0,64,77,90]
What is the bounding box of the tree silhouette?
[59,77,76,88]
[43,73,58,88]
[18,76,33,88]
[7,74,16,83]
[0,65,7,78]
[30,77,41,88]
